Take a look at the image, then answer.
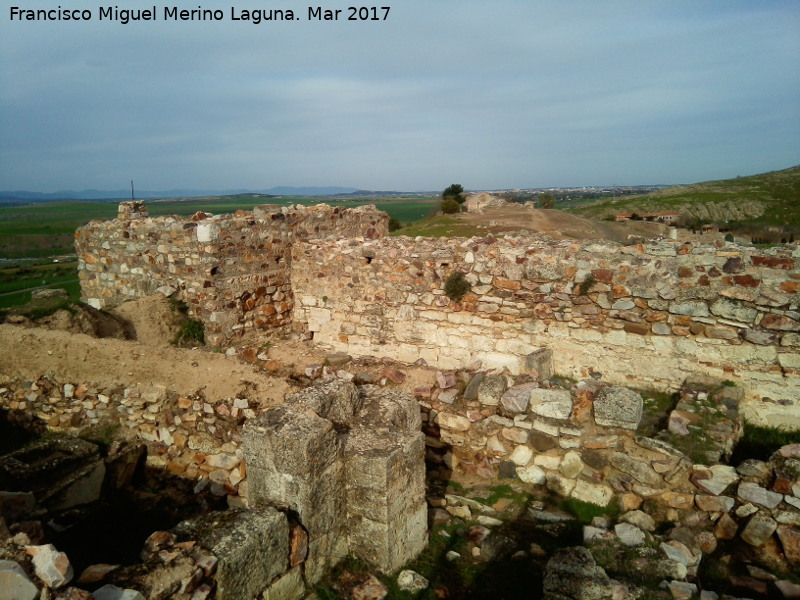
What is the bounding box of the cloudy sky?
[1,1,798,193]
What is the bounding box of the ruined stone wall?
[75,203,387,346]
[291,234,800,427]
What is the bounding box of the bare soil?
[461,205,668,242]
[0,324,295,406]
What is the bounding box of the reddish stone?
[781,281,800,294]
[289,524,309,566]
[733,274,761,288]
[624,322,650,335]
[613,284,631,297]
[592,269,614,283]
[773,472,794,495]
[241,348,259,363]
[382,368,406,384]
[752,256,795,270]
[678,267,694,278]
[414,386,433,399]
[777,525,800,564]
[762,314,800,331]
[715,513,738,540]
[572,388,595,422]
[494,277,521,291]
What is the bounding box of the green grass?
[392,215,483,238]
[0,262,80,310]
[731,422,800,464]
[561,497,620,523]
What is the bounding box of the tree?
[441,198,460,214]
[538,192,556,209]
[441,183,465,214]
[442,184,465,205]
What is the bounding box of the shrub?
[444,271,470,302]
[387,217,402,232]
[441,198,460,214]
[173,318,205,346]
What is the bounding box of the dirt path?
[0,324,294,406]
[461,206,668,242]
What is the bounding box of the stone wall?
[75,203,387,346]
[291,234,800,427]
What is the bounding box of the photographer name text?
[8,5,391,24]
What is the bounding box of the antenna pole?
[131,180,135,201]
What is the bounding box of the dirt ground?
[461,205,668,242]
[0,320,436,408]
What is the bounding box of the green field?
[0,262,81,310]
[0,196,439,260]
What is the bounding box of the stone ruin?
[0,200,799,598]
[0,380,427,599]
[244,380,427,579]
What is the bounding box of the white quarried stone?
[509,445,533,466]
[28,544,73,589]
[397,570,429,593]
[517,464,546,485]
[693,465,739,495]
[437,413,471,432]
[0,561,37,600]
[195,222,217,242]
[614,523,645,547]
[559,451,584,479]
[571,480,613,507]
[737,481,783,509]
[529,389,573,420]
[534,454,561,470]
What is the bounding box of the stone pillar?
[243,381,427,581]
[117,200,148,220]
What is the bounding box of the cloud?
[1,1,798,191]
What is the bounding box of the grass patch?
[172,318,205,347]
[393,215,483,238]
[443,271,470,303]
[731,422,800,464]
[561,497,620,523]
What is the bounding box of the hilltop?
[569,165,800,230]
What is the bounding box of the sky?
[1,1,799,193]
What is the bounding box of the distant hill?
[0,186,363,204]
[570,165,800,228]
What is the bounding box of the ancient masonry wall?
[75,203,387,346]
[291,234,800,427]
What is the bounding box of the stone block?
[243,406,340,478]
[348,501,428,574]
[530,388,573,420]
[593,387,643,430]
[173,509,289,600]
[263,566,306,600]
[525,348,553,381]
[501,382,539,413]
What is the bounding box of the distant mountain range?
[0,186,365,203]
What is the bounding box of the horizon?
[5,162,798,198]
[2,2,799,193]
